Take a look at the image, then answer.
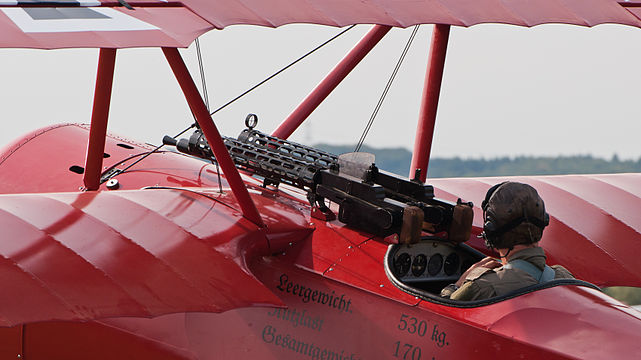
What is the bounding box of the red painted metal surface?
[280,217,375,276]
[323,237,421,306]
[128,252,640,360]
[84,48,116,191]
[0,124,231,194]
[162,47,265,228]
[409,24,450,183]
[272,25,391,139]
[415,285,641,359]
[23,320,195,360]
[429,175,641,287]
[12,266,641,359]
[0,326,21,359]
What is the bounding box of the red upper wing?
[185,0,641,28]
[0,0,641,49]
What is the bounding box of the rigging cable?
[195,37,223,192]
[103,124,195,181]
[209,25,356,116]
[195,38,211,112]
[104,39,213,183]
[355,25,420,153]
[103,37,215,183]
[102,39,212,181]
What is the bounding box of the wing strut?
[84,48,117,191]
[272,25,391,139]
[162,47,265,228]
[409,24,450,182]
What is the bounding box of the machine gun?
[163,116,473,243]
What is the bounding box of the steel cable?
[209,25,357,116]
[355,25,420,153]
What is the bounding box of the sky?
[1,23,640,161]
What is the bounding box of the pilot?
[441,181,573,301]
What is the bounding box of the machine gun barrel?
[165,128,337,191]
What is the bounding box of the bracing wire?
[209,25,357,116]
[104,38,212,182]
[194,38,223,192]
[355,25,420,153]
[195,38,211,112]
[103,124,195,181]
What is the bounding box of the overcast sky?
[1,23,640,162]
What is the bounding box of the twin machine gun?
[163,116,473,244]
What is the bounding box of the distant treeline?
[315,144,641,177]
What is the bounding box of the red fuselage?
[0,124,640,359]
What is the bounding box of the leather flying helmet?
[481,182,550,250]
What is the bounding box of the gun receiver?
[164,125,472,242]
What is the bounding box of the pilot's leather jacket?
[441,247,574,301]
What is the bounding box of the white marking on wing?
[1,7,158,33]
[0,1,101,5]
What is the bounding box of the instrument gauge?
[444,253,460,276]
[427,254,443,276]
[411,254,427,276]
[394,253,411,277]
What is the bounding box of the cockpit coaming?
[387,238,483,295]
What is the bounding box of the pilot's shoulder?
[550,264,574,279]
[450,277,496,301]
[465,266,497,281]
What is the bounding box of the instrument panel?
[390,239,480,284]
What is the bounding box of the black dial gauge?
[394,253,411,277]
[444,253,460,276]
[412,254,428,277]
[427,253,443,276]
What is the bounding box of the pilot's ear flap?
[449,201,474,243]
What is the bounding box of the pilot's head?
[481,182,549,250]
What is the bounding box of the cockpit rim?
[384,242,601,308]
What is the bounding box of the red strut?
[84,48,116,191]
[272,25,392,139]
[410,24,450,183]
[162,47,265,228]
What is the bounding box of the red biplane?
[1,1,641,359]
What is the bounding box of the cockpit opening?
[385,238,600,307]
[386,237,484,295]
